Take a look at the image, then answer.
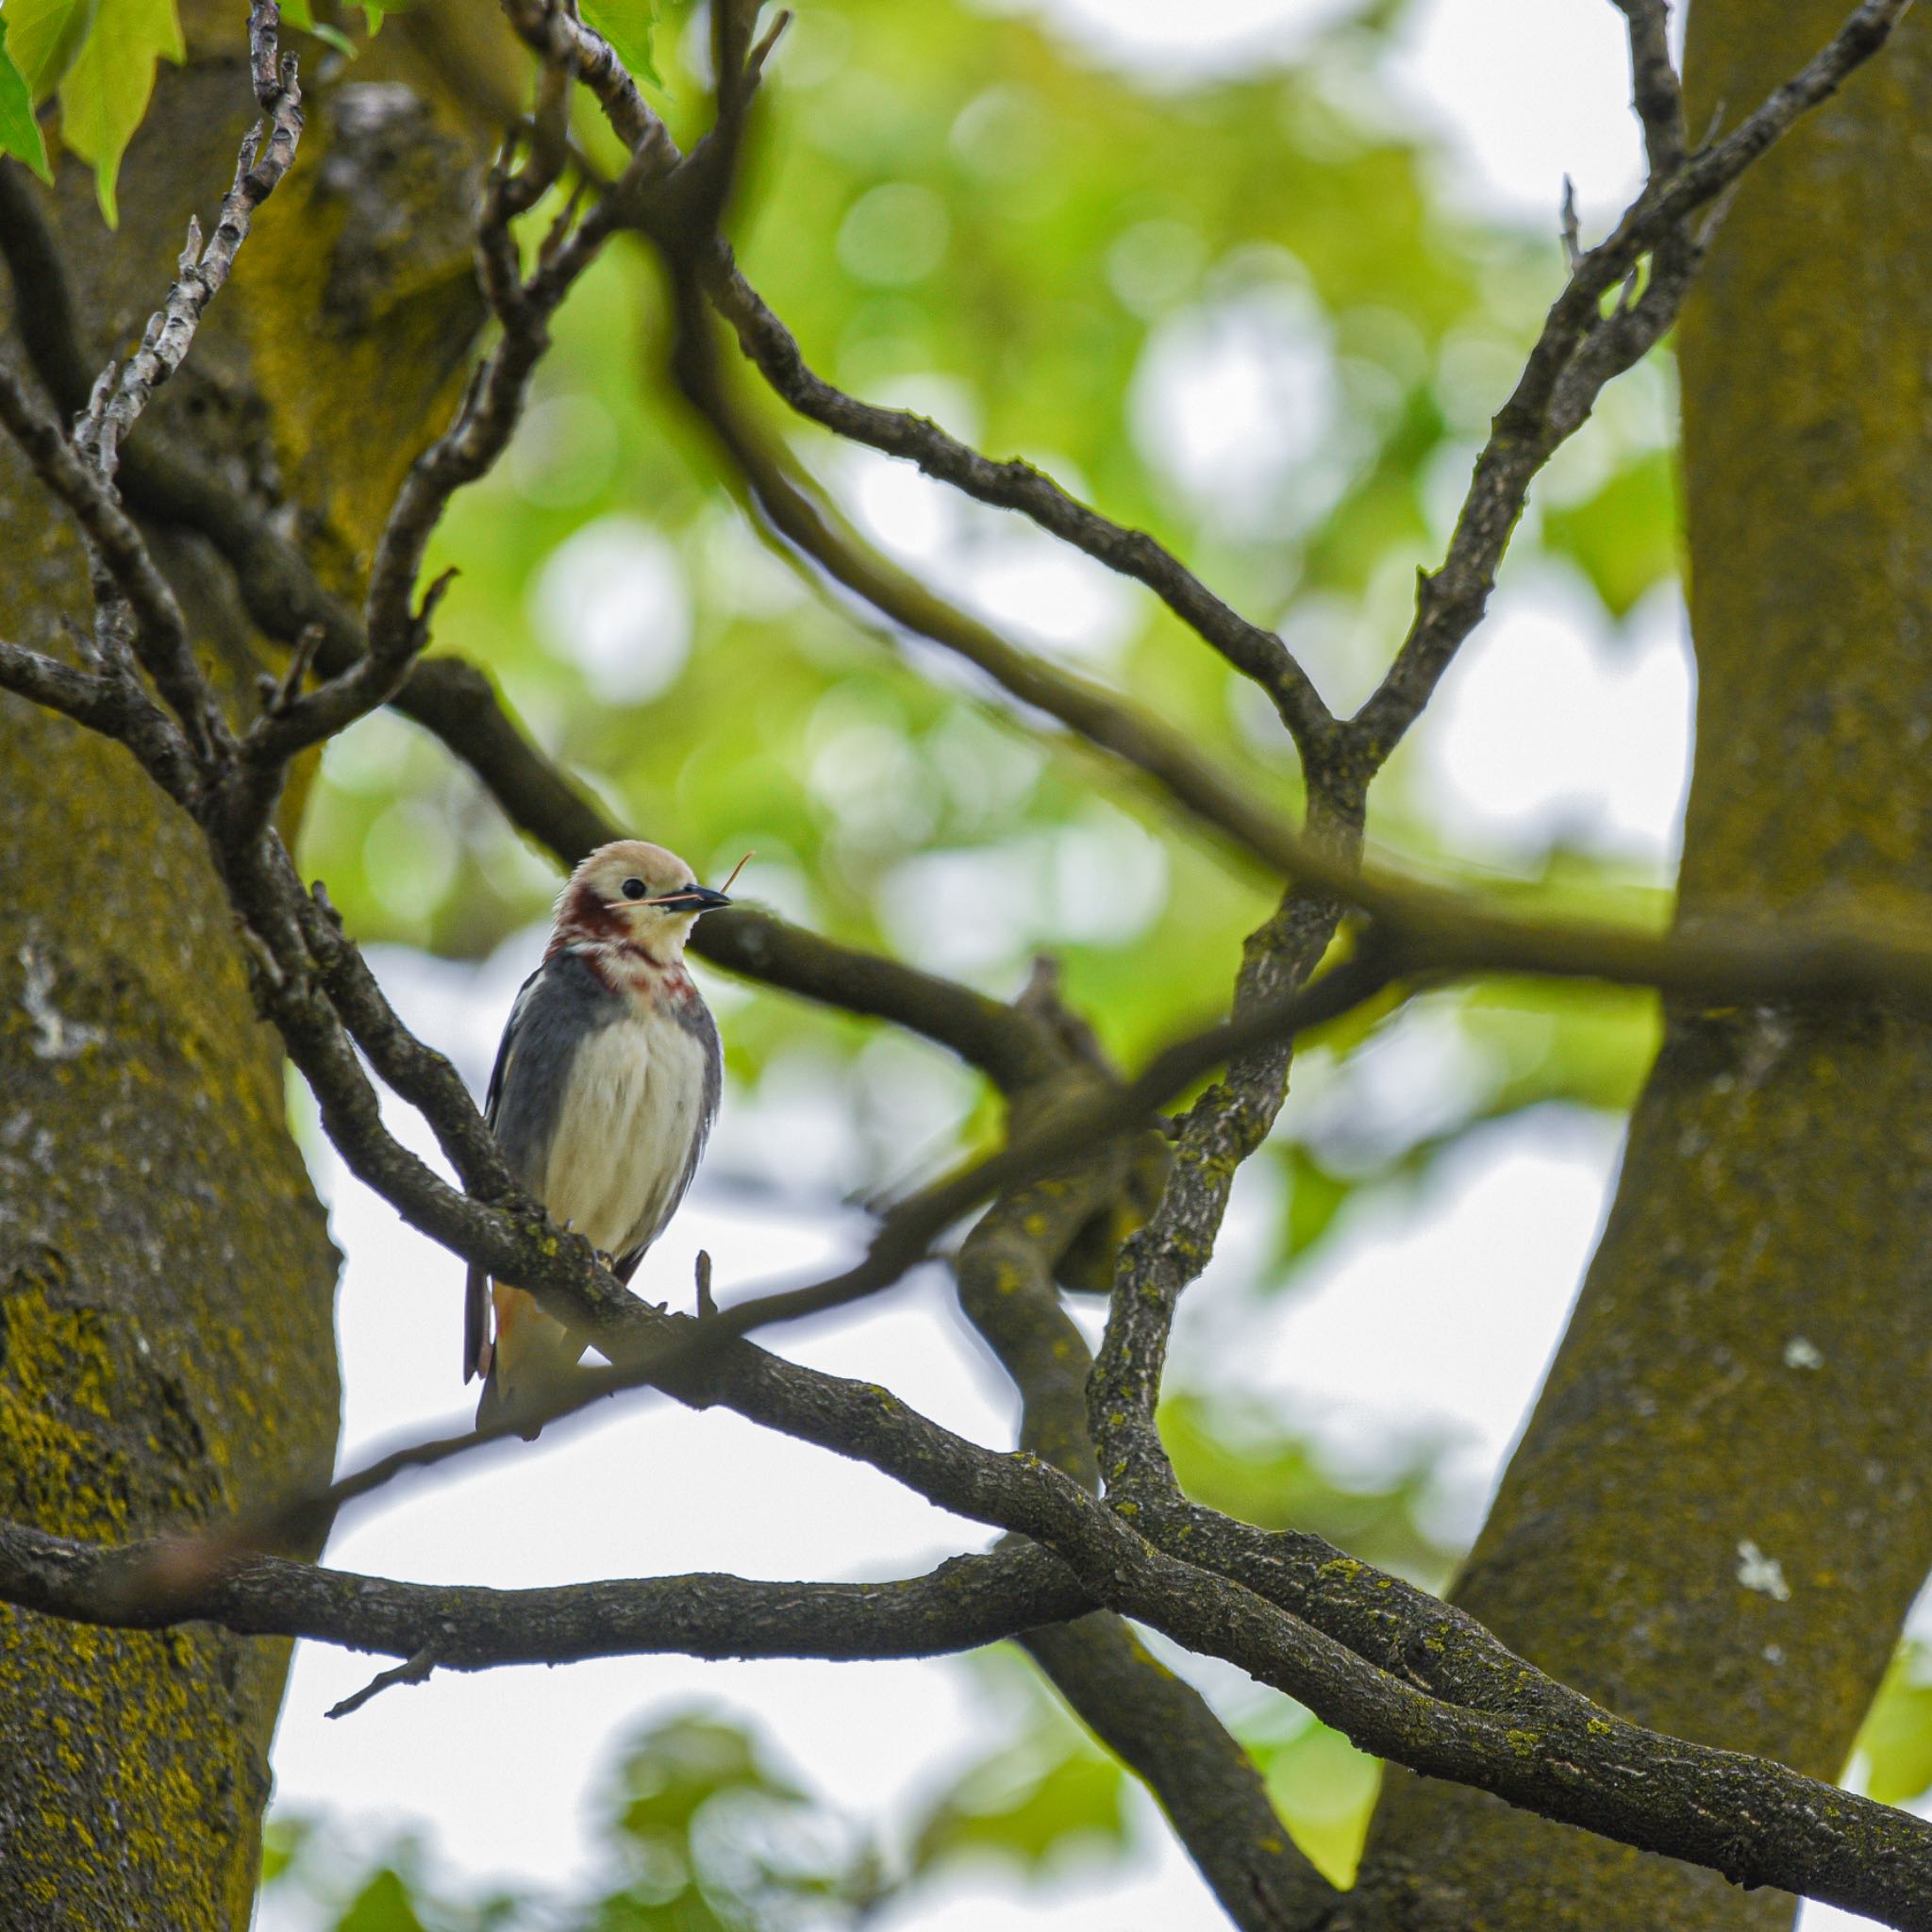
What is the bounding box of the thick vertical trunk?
[1349,6,1932,1926]
[0,18,488,1924]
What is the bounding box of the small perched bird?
[466,839,731,1436]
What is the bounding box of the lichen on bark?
[0,17,492,1923]
[1350,7,1932,1927]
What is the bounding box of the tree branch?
[4,9,1931,1925]
[1022,1619,1339,1932]
[0,1515,1082,1669]
[573,16,1345,884]
[0,144,1064,1095]
[702,257,1336,760]
[227,941,1403,1551]
[657,302,1321,888]
[572,1307,1932,1932]
[1347,0,1909,766]
[1612,0,1690,179]
[498,0,676,160]
[0,357,227,766]
[231,47,666,833]
[0,632,199,802]
[1088,837,1357,1507]
[18,1302,1932,1927]
[501,1,1336,758]
[956,1136,1342,1931]
[74,2,303,484]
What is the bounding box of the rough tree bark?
[6,2,1924,1926]
[1352,5,1932,1927]
[0,11,488,1924]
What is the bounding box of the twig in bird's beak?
[639,852,753,908]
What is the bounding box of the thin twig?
[0,358,227,765]
[241,112,670,795]
[703,259,1337,761]
[73,2,304,484]
[325,1643,441,1719]
[660,347,1319,879]
[1348,0,1909,765]
[956,1149,1342,1929]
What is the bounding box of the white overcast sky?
[260,5,1885,1929]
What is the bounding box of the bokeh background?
[257,1,1932,1925]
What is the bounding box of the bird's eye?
[622,877,647,901]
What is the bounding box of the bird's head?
[554,839,733,961]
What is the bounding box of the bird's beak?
[636,885,733,913]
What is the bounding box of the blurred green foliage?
[29,0,1932,1915]
[263,1692,1123,1928]
[291,0,1678,1205]
[267,1662,1405,1926]
[251,0,1791,1914]
[252,1649,1932,1927]
[1856,1643,1932,1810]
[1160,1391,1457,1586]
[261,1408,1465,1925]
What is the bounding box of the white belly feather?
[539,1003,708,1261]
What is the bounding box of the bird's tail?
[474,1283,585,1441]
[464,1263,491,1384]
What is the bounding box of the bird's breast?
[539,1001,709,1259]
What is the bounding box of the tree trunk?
[0,16,489,1924]
[1350,6,1932,1926]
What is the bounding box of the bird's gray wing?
[465,953,619,1378]
[613,993,722,1285]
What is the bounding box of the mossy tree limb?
[1351,7,1932,1926]
[2,3,1929,1927]
[0,21,487,1924]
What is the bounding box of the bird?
[465,839,733,1437]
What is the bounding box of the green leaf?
[912,1737,1129,1876]
[335,1867,430,1932]
[615,1712,801,1843]
[279,3,358,58]
[581,0,662,88]
[1858,1646,1932,1807]
[1159,1390,1458,1584]
[1247,1713,1383,1886]
[0,19,51,179]
[53,0,183,225]
[258,1815,312,1888]
[1458,975,1659,1117]
[1282,1144,1353,1260]
[1541,449,1679,619]
[2,0,95,101]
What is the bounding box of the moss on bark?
[0,25,489,1925]
[1352,7,1932,1926]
